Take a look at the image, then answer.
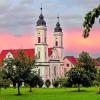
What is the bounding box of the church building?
[0,7,72,83]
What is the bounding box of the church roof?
[63,56,78,65]
[92,59,100,66]
[64,56,100,67]
[0,48,52,65]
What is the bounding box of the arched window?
[56,41,58,46]
[38,37,41,43]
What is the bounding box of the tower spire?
[36,4,46,26]
[54,16,62,32]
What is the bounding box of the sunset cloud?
[0,0,99,57]
[0,27,100,57]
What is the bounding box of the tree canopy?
[83,4,100,38]
[67,52,96,91]
[3,50,36,95]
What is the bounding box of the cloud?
[20,0,34,4]
[0,0,99,36]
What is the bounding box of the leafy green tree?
[67,52,96,92]
[0,70,11,95]
[78,51,96,84]
[57,77,67,87]
[25,72,36,92]
[22,54,36,92]
[83,4,100,38]
[3,50,35,95]
[95,69,100,94]
[67,66,85,92]
[45,80,51,88]
[37,76,44,88]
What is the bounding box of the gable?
[63,56,78,65]
[5,52,14,59]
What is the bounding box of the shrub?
[53,80,59,88]
[37,77,44,88]
[45,80,51,88]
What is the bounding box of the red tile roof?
[92,59,100,66]
[64,56,78,65]
[0,48,52,65]
[64,56,100,67]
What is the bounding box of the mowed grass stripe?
[0,87,100,100]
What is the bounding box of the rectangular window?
[49,67,50,77]
[45,51,46,59]
[56,41,58,46]
[38,51,40,59]
[45,36,46,43]
[54,66,56,76]
[38,37,41,43]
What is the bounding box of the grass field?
[1,87,100,100]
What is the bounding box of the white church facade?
[34,7,64,82]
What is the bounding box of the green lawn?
[1,87,100,100]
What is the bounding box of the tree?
[67,52,96,92]
[67,66,85,92]
[45,80,51,88]
[95,69,100,94]
[22,54,36,92]
[3,50,35,95]
[25,72,36,92]
[78,51,96,84]
[83,4,100,38]
[0,70,11,95]
[37,76,44,88]
[56,77,67,87]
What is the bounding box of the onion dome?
[54,16,62,32]
[37,7,46,26]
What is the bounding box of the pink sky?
[0,28,100,57]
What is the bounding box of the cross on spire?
[57,16,59,22]
[40,3,42,13]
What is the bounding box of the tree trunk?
[17,82,21,95]
[0,87,1,96]
[29,85,32,92]
[29,87,32,92]
[77,84,80,92]
[98,86,100,94]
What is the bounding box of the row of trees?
[0,51,100,95]
[0,50,44,95]
[67,52,97,92]
[49,52,100,94]
[40,52,100,94]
